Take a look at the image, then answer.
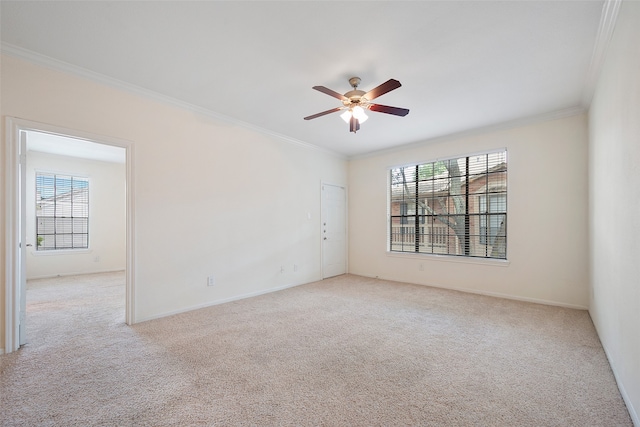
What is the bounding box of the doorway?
[4,117,135,354]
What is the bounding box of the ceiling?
[1,1,607,158]
[26,131,126,164]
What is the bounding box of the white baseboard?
[358,274,588,310]
[613,366,640,426]
[136,281,305,324]
[591,316,639,427]
[27,269,125,281]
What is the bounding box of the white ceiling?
[1,1,606,158]
[26,131,126,164]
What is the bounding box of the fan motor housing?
[344,89,367,105]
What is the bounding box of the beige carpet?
[0,272,632,426]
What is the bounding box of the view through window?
[36,173,89,250]
[389,150,507,259]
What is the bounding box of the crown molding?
[349,106,586,161]
[581,0,622,107]
[0,42,345,160]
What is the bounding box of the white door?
[19,130,27,345]
[321,184,346,278]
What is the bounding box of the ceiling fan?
[304,77,409,133]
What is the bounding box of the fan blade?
[363,79,402,100]
[368,103,410,117]
[312,86,349,101]
[350,116,360,133]
[304,107,343,120]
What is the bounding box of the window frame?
[388,149,507,260]
[35,172,90,251]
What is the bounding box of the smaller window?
[36,173,89,250]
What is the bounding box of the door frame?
[320,181,347,279]
[4,117,136,353]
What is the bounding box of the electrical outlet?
[293,264,298,272]
[207,276,215,287]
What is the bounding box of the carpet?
[0,272,632,426]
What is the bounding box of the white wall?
[0,55,347,336]
[588,1,640,424]
[25,150,126,279]
[348,113,589,308]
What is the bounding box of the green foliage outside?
[417,161,447,180]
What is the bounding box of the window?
[36,173,89,250]
[389,150,507,259]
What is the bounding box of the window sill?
[30,248,93,256]
[386,251,510,267]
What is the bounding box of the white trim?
[0,42,344,160]
[23,269,125,281]
[30,249,93,256]
[361,273,588,310]
[386,251,510,267]
[3,117,136,354]
[136,281,304,324]
[581,0,622,107]
[125,141,136,325]
[4,118,21,353]
[34,167,90,180]
[351,106,585,161]
[593,321,640,426]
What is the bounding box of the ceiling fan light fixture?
[352,106,368,123]
[340,106,368,124]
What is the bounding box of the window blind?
[389,150,507,259]
[36,173,89,250]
